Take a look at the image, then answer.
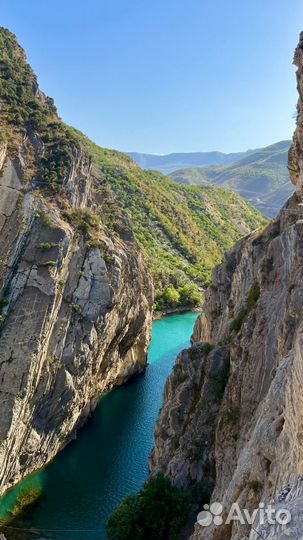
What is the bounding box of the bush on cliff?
[107,474,191,540]
[154,282,202,311]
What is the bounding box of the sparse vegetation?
[42,260,57,267]
[64,208,100,234]
[202,342,214,355]
[42,214,53,227]
[39,242,58,250]
[175,365,187,384]
[0,28,80,189]
[11,488,41,517]
[0,297,8,308]
[261,258,274,273]
[186,441,204,462]
[221,407,240,426]
[231,284,260,333]
[71,303,82,314]
[210,358,230,400]
[247,480,263,493]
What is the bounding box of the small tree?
[179,283,202,306]
[162,285,180,308]
[107,474,191,540]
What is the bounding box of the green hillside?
[73,130,267,310]
[0,27,267,312]
[170,141,293,218]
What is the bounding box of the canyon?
[0,23,302,540]
[0,27,263,504]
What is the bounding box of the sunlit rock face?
[0,29,153,496]
[152,31,303,540]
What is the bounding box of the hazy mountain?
[126,149,258,175]
[169,140,293,218]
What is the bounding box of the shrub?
[154,282,202,311]
[231,308,247,334]
[39,242,58,250]
[11,487,42,517]
[175,365,187,384]
[71,303,82,314]
[261,258,274,273]
[202,343,213,355]
[154,285,181,311]
[107,474,191,540]
[186,441,204,462]
[247,480,263,493]
[210,358,230,400]
[269,225,280,240]
[0,297,8,308]
[179,283,202,307]
[231,284,260,334]
[163,285,180,307]
[64,208,100,234]
[246,284,260,310]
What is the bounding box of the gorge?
[0,22,302,540]
[0,23,265,523]
[0,313,198,539]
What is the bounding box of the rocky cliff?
[0,28,153,496]
[151,32,303,539]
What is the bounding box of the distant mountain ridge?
[169,140,292,218]
[128,141,292,218]
[126,148,258,175]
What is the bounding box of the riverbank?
[153,306,201,320]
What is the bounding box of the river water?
[0,312,198,539]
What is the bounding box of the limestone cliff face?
[150,343,229,495]
[151,32,303,540]
[289,31,303,192]
[0,30,153,495]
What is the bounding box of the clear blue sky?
[1,0,302,153]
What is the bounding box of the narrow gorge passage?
[0,313,198,540]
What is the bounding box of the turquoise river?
[0,312,198,540]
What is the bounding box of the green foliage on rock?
[107,474,191,540]
[64,208,100,234]
[231,284,261,333]
[0,27,80,188]
[209,357,230,399]
[70,129,267,311]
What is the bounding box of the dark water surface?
[0,312,198,539]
